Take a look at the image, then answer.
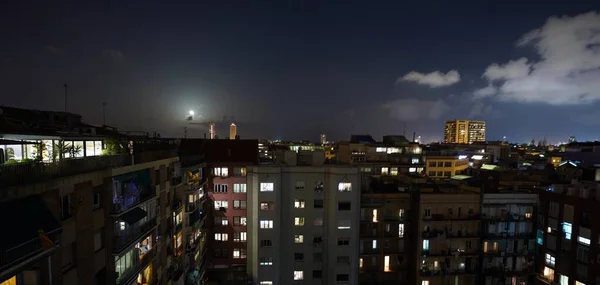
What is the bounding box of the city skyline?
[1,2,600,142]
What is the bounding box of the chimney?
[413,132,416,142]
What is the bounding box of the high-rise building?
[230,123,237,140]
[246,150,361,285]
[209,122,216,139]
[444,120,486,144]
[320,134,327,145]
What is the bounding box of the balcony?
[420,267,477,276]
[483,213,533,221]
[0,154,130,188]
[167,255,186,283]
[423,248,478,257]
[425,213,480,221]
[484,266,534,276]
[483,231,535,239]
[422,229,479,239]
[116,254,143,285]
[113,218,157,253]
[0,229,60,273]
[186,199,201,213]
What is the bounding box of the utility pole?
[102,102,107,126]
[63,84,68,112]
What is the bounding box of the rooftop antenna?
[64,83,68,112]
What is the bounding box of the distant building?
[246,150,361,285]
[209,122,216,139]
[425,155,469,178]
[320,134,327,145]
[444,120,486,144]
[230,123,237,140]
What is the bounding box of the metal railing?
[0,154,130,188]
[114,218,157,252]
[0,229,60,269]
[112,187,156,213]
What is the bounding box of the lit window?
[259,257,273,266]
[214,200,228,209]
[213,167,228,177]
[294,199,305,209]
[411,158,420,164]
[559,275,568,285]
[575,281,585,285]
[545,253,556,267]
[233,183,247,193]
[294,217,305,226]
[260,182,274,192]
[398,224,404,237]
[578,236,591,245]
[543,266,554,281]
[260,202,273,211]
[423,240,430,250]
[372,240,377,249]
[260,282,273,285]
[562,222,572,240]
[260,220,274,229]
[294,235,304,243]
[384,255,391,272]
[234,232,247,242]
[390,167,398,176]
[409,167,417,172]
[372,209,378,222]
[359,258,363,268]
[293,271,304,280]
[381,167,389,175]
[338,182,352,192]
[337,220,351,229]
[422,281,430,285]
[215,233,228,241]
[399,209,405,219]
[537,230,544,245]
[525,212,532,218]
[233,249,241,258]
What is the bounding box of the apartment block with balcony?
[246,150,361,285]
[178,138,258,284]
[359,183,414,285]
[443,120,486,144]
[481,191,537,285]
[176,154,208,285]
[537,182,600,285]
[0,133,180,285]
[418,183,481,285]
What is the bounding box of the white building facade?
[246,158,361,285]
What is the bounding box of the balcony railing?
[116,254,142,285]
[112,187,156,213]
[0,154,130,188]
[114,218,157,252]
[0,229,60,270]
[425,213,480,221]
[140,246,156,268]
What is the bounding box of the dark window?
[93,192,100,208]
[336,274,349,282]
[428,162,436,167]
[444,171,451,177]
[294,253,304,261]
[428,171,435,176]
[312,270,322,279]
[61,195,72,219]
[581,211,591,226]
[444,162,452,167]
[338,202,351,211]
[314,199,324,209]
[337,238,350,246]
[233,200,247,209]
[260,240,272,247]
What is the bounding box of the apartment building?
[481,190,537,285]
[425,155,469,179]
[0,137,183,285]
[179,139,258,283]
[443,120,486,144]
[246,150,361,285]
[537,182,599,285]
[359,179,414,284]
[418,183,480,285]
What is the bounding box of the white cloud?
[477,11,600,105]
[473,85,497,99]
[482,57,531,81]
[382,98,449,121]
[398,70,460,88]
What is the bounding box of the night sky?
[2,1,599,143]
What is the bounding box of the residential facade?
[246,151,361,285]
[444,120,486,144]
[481,191,537,285]
[418,184,481,285]
[359,187,414,284]
[425,155,469,179]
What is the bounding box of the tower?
[320,134,327,145]
[230,123,237,140]
[209,122,216,139]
